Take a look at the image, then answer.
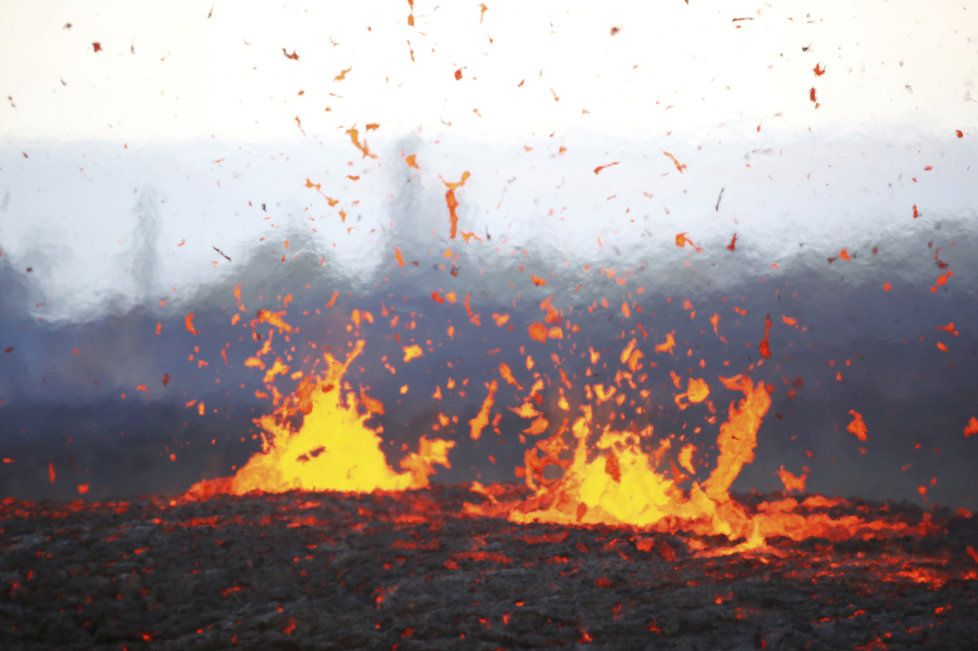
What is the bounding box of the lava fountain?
[188,339,454,498]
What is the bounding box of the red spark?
[593,161,620,175]
[184,313,199,336]
[758,313,772,359]
[965,417,978,438]
[662,151,687,173]
[847,410,868,442]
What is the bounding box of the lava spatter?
[187,340,453,498]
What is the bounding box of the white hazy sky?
[1,0,976,142]
[1,1,976,321]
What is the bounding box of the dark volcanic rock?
[0,487,975,649]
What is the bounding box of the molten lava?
[463,371,936,550]
[467,375,774,546]
[185,297,940,553]
[187,340,453,499]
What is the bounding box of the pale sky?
[1,1,976,321]
[1,0,976,142]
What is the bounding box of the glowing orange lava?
[466,376,772,547]
[187,340,453,499]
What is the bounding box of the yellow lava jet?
[187,340,453,499]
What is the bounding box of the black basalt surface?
[0,487,976,650]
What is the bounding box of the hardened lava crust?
[1,486,976,650]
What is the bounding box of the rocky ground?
[0,486,976,650]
